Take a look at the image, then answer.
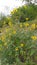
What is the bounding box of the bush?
[0,4,37,65]
[0,4,37,27]
[10,4,37,22]
[0,20,37,65]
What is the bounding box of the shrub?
[0,20,37,65]
[10,4,37,22]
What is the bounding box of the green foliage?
[11,4,37,23]
[0,15,10,27]
[0,19,37,65]
[0,4,37,27]
[0,4,37,65]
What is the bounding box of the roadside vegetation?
[0,4,37,65]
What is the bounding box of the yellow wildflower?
[4,43,7,46]
[8,22,12,27]
[36,24,37,28]
[20,23,22,28]
[11,11,14,14]
[26,18,29,21]
[24,5,27,9]
[31,23,36,29]
[24,23,29,27]
[10,8,17,14]
[15,47,19,51]
[1,36,5,41]
[20,43,24,47]
[12,30,16,34]
[13,8,17,12]
[31,36,37,40]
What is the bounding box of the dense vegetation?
[0,4,37,65]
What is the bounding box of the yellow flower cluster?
[26,18,29,21]
[12,30,16,34]
[31,23,36,30]
[20,43,24,47]
[24,5,27,9]
[20,23,22,28]
[15,43,24,51]
[8,21,13,27]
[31,36,37,40]
[10,8,17,14]
[1,36,5,41]
[36,24,37,29]
[24,23,29,27]
[4,42,7,46]
[15,47,19,51]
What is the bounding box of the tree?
[22,0,37,4]
[25,0,33,4]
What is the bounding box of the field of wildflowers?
[0,4,37,65]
